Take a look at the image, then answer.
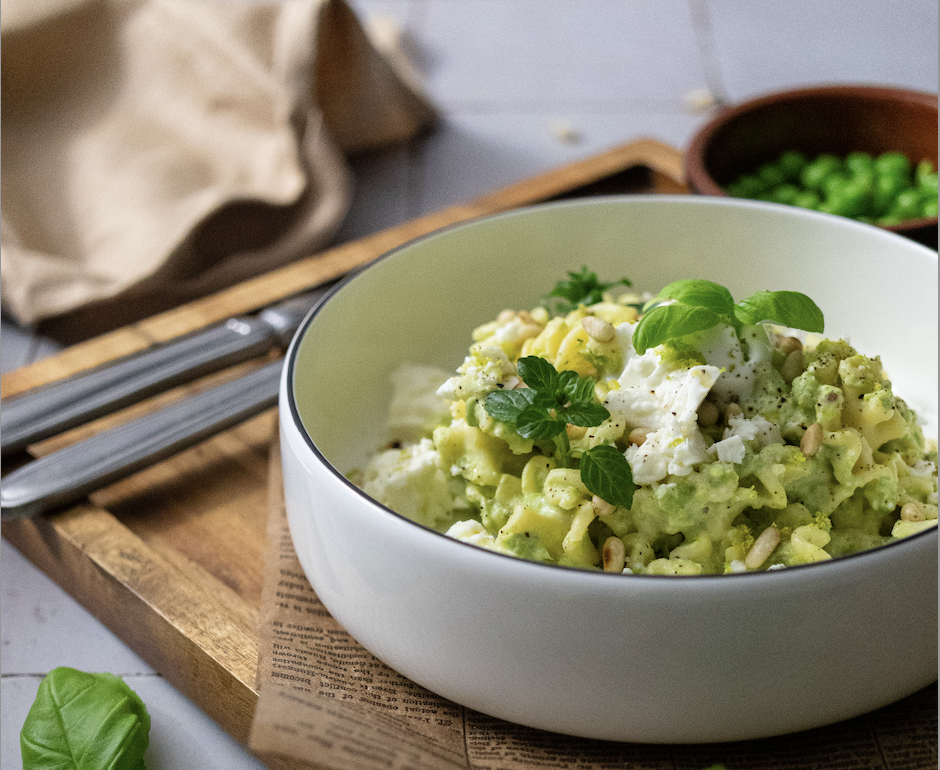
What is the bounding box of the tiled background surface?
[2,1,937,766]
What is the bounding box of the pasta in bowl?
[279,196,937,743]
[354,275,937,576]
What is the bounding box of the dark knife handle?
[0,360,283,521]
[0,317,278,457]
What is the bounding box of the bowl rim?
[683,83,940,233]
[284,194,939,582]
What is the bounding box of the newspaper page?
[248,443,938,770]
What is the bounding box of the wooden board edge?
[0,139,684,398]
[1,506,261,743]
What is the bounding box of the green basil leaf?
[21,667,150,770]
[733,290,825,333]
[657,279,735,315]
[484,389,535,422]
[516,406,566,440]
[632,304,722,354]
[517,356,559,393]
[579,445,635,508]
[561,402,610,427]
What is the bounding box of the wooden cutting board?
[1,138,687,760]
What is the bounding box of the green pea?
[890,189,923,220]
[922,197,939,219]
[845,151,875,175]
[825,181,872,218]
[727,174,764,198]
[799,155,842,191]
[873,174,908,215]
[792,190,822,210]
[777,150,808,181]
[757,162,787,188]
[874,151,911,179]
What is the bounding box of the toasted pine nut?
[581,316,616,343]
[780,349,805,385]
[778,336,803,355]
[744,526,781,570]
[628,427,651,445]
[602,536,626,573]
[592,495,616,517]
[518,310,535,325]
[498,309,516,323]
[566,424,588,440]
[698,399,720,427]
[900,502,927,522]
[724,402,743,421]
[801,422,823,457]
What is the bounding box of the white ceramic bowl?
[279,196,938,744]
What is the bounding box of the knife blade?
[0,359,284,520]
[0,286,329,457]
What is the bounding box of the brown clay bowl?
[684,85,939,248]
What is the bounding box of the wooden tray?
[1,138,686,760]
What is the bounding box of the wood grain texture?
[1,139,686,763]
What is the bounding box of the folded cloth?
[0,0,435,340]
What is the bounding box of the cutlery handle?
[0,317,278,457]
[0,360,283,521]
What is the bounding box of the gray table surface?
[2,1,937,767]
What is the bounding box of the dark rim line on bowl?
[284,195,939,580]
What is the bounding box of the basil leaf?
[561,402,610,427]
[516,406,566,440]
[734,290,825,333]
[517,356,558,393]
[484,389,535,422]
[658,279,736,315]
[21,667,150,770]
[632,304,722,354]
[579,444,634,508]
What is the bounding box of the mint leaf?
[632,304,722,354]
[658,279,735,315]
[483,389,535,422]
[733,290,825,333]
[544,267,632,314]
[561,402,610,427]
[562,373,597,404]
[21,667,150,770]
[516,406,566,439]
[517,356,558,392]
[580,444,634,508]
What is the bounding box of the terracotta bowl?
[684,85,938,248]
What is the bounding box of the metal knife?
[0,286,330,457]
[0,359,283,520]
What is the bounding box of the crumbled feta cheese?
[710,434,746,464]
[605,324,719,485]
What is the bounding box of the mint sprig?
[543,267,632,314]
[484,356,634,508]
[633,279,824,354]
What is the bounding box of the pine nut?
[900,502,926,522]
[591,495,616,517]
[698,399,720,427]
[780,349,805,384]
[498,310,515,323]
[801,422,823,457]
[724,402,743,422]
[778,336,803,355]
[602,536,626,573]
[581,316,616,343]
[628,427,651,445]
[744,526,781,570]
[566,424,587,440]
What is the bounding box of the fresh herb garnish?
[21,667,151,770]
[633,279,824,354]
[484,356,634,508]
[544,267,632,314]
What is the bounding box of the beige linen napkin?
[0,0,435,341]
